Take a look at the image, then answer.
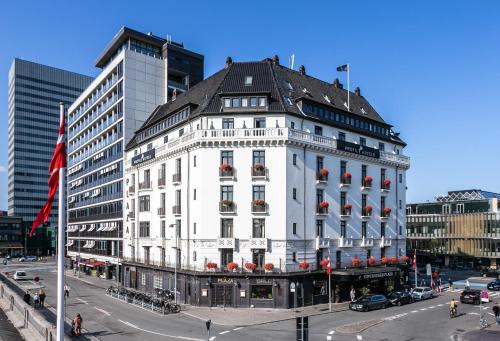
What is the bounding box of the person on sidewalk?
[350,287,356,302]
[23,291,31,305]
[71,313,83,336]
[465,279,470,290]
[64,284,70,298]
[448,277,453,290]
[38,288,46,307]
[33,292,40,308]
[493,303,500,325]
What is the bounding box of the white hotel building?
[66,27,203,279]
[122,57,410,308]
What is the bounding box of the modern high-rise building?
[407,189,500,269]
[7,59,93,252]
[121,56,410,308]
[66,27,203,280]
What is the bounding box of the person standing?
[493,303,500,325]
[33,292,40,308]
[448,277,453,291]
[72,313,83,336]
[23,291,31,305]
[64,284,70,298]
[38,288,46,307]
[350,287,356,302]
[465,279,470,290]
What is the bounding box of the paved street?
[1,260,500,340]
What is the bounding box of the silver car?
[411,287,435,300]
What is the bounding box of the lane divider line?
[219,331,230,335]
[76,298,88,304]
[117,319,204,341]
[94,306,111,316]
[233,327,243,331]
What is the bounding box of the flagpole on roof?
[56,102,66,341]
[347,63,350,112]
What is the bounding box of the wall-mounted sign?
[131,149,156,166]
[255,278,273,284]
[201,289,208,297]
[217,277,234,284]
[240,290,246,298]
[337,140,380,159]
[358,271,394,280]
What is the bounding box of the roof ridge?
[268,61,288,113]
[201,62,235,113]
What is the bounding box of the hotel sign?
[337,140,380,159]
[132,149,155,166]
[358,271,395,280]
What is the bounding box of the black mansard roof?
[126,58,406,150]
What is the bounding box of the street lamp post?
[169,224,177,304]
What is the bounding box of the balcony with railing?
[362,176,373,190]
[380,236,392,247]
[172,205,181,216]
[315,237,330,249]
[316,202,329,215]
[341,205,352,219]
[139,181,152,190]
[338,237,354,248]
[362,206,373,219]
[69,111,123,153]
[251,164,267,179]
[172,174,181,185]
[217,237,236,249]
[251,200,268,214]
[360,237,374,248]
[316,168,329,183]
[219,164,235,179]
[381,208,392,220]
[157,176,166,188]
[381,179,391,193]
[340,173,352,187]
[69,132,122,166]
[157,207,165,217]
[219,201,235,214]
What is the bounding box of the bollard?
[1,284,4,298]
[24,308,28,328]
[10,295,14,311]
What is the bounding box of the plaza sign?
[337,140,380,159]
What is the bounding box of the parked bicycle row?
[105,286,181,314]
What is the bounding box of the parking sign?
[481,291,489,303]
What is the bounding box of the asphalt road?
[2,260,500,341]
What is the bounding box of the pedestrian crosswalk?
[442,287,500,298]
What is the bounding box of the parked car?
[13,271,33,281]
[460,289,482,305]
[387,291,413,306]
[19,256,37,262]
[487,279,500,291]
[349,295,389,312]
[411,287,435,300]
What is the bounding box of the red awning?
[82,261,106,267]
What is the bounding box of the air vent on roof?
[225,56,233,69]
[285,97,293,106]
[286,81,294,90]
[354,87,361,96]
[272,55,280,65]
[299,65,306,75]
[324,95,331,103]
[360,108,367,115]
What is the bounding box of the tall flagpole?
[56,102,66,340]
[347,64,350,112]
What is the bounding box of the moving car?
[349,295,389,312]
[460,289,482,305]
[411,287,435,300]
[387,291,413,306]
[487,279,500,291]
[19,256,37,262]
[13,271,33,281]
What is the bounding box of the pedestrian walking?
[437,277,442,292]
[448,277,453,290]
[71,313,83,336]
[64,284,70,298]
[33,292,40,308]
[350,287,356,302]
[38,288,46,307]
[493,303,500,325]
[465,279,470,290]
[23,291,31,305]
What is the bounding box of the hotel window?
[250,97,258,107]
[221,249,233,267]
[316,188,324,204]
[139,195,150,212]
[314,126,323,136]
[291,121,295,129]
[293,153,297,165]
[362,222,367,238]
[241,98,248,107]
[144,169,150,185]
[360,137,366,146]
[139,222,150,237]
[381,222,386,238]
[340,192,346,209]
[340,161,347,181]
[316,220,324,238]
[252,250,265,269]
[399,225,402,235]
[222,118,234,129]
[231,98,240,107]
[362,194,367,210]
[253,150,265,166]
[193,251,197,261]
[253,185,265,201]
[221,150,233,166]
[147,143,153,151]
[164,135,169,144]
[258,97,266,107]
[160,193,165,209]
[153,275,163,289]
[381,196,386,211]
[175,189,181,206]
[193,155,196,167]
[442,204,451,214]
[456,203,464,213]
[381,168,386,187]
[316,156,324,172]
[379,142,385,151]
[193,222,196,234]
[193,189,197,200]
[253,219,265,238]
[340,221,346,238]
[338,132,346,141]
[399,200,402,209]
[293,223,297,235]
[221,185,233,202]
[361,165,367,185]
[224,98,231,107]
[399,173,402,183]
[292,252,297,262]
[161,221,165,238]
[293,188,297,200]
[254,117,266,128]
[179,128,184,137]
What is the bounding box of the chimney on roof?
[172,88,177,101]
[272,55,280,65]
[225,56,233,69]
[299,65,306,75]
[354,87,361,96]
[333,78,343,89]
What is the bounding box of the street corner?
[462,329,500,341]
[335,319,384,334]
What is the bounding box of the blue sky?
[1,0,499,210]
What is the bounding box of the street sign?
[481,291,489,303]
[290,282,296,293]
[296,316,309,341]
[426,264,432,276]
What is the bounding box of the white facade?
[123,113,409,272]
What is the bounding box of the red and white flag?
[412,249,417,269]
[326,256,331,275]
[30,110,66,236]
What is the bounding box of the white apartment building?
[122,57,410,308]
[66,27,203,279]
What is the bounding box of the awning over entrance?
[81,261,106,267]
[0,242,23,250]
[331,266,400,282]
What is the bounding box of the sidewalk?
[181,302,350,326]
[64,270,116,290]
[0,304,25,341]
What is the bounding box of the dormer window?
[224,98,231,108]
[232,98,240,107]
[222,96,267,109]
[360,107,367,115]
[324,95,331,103]
[244,76,253,85]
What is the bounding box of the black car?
[387,291,413,306]
[349,295,389,312]
[460,289,481,305]
[487,279,500,291]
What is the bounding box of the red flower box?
[351,257,362,267]
[364,176,373,185]
[344,203,352,210]
[383,179,391,186]
[381,257,389,265]
[367,257,376,265]
[245,262,257,271]
[319,168,329,176]
[319,201,329,208]
[320,259,330,266]
[342,172,352,179]
[207,262,217,269]
[254,163,265,171]
[400,256,410,263]
[383,207,392,215]
[264,263,274,271]
[219,163,232,171]
[254,199,265,206]
[365,205,373,213]
[227,262,239,271]
[390,257,398,264]
[299,261,309,270]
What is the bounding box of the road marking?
[437,304,444,307]
[219,331,230,335]
[468,312,479,316]
[429,306,436,309]
[327,337,332,341]
[209,337,216,341]
[329,331,335,334]
[94,307,111,316]
[411,310,418,313]
[233,327,243,331]
[384,313,408,321]
[489,313,495,316]
[117,319,204,341]
[357,335,363,340]
[76,298,88,304]
[420,308,427,311]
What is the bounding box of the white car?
[411,287,435,300]
[13,271,33,281]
